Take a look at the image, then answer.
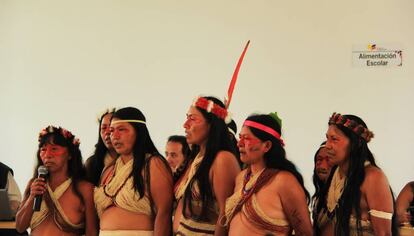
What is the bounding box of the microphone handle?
[33,196,42,211]
[33,174,47,211]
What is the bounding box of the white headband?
[228,127,236,136]
[111,119,146,125]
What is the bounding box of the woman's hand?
[29,177,47,200]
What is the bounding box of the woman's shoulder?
[212,150,240,173]
[214,150,238,165]
[362,165,391,193]
[146,153,167,165]
[76,180,95,195]
[409,181,414,190]
[399,181,414,195]
[84,154,100,167]
[145,153,164,161]
[146,154,172,175]
[270,170,300,187]
[364,165,387,182]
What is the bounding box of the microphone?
[33,165,48,211]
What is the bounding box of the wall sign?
[352,44,403,67]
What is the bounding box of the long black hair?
[311,141,329,234]
[312,141,327,203]
[315,114,398,236]
[182,96,237,221]
[85,110,114,186]
[167,135,191,183]
[112,107,170,199]
[245,114,310,204]
[228,119,242,168]
[34,126,85,204]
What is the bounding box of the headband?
[328,112,374,142]
[97,108,116,123]
[243,120,285,146]
[38,125,80,146]
[228,127,236,136]
[111,119,146,125]
[192,96,232,124]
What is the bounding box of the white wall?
[1,0,413,196]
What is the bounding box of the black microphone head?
[37,165,48,176]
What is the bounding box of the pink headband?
[243,120,285,146]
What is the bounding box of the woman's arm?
[79,181,98,236]
[15,178,45,233]
[396,182,414,225]
[278,171,313,236]
[364,167,393,236]
[150,157,173,236]
[212,151,241,236]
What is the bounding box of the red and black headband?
[328,112,374,143]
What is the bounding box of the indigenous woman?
[16,126,98,236]
[314,113,398,235]
[173,96,241,236]
[311,142,333,218]
[396,181,414,233]
[224,113,313,236]
[85,109,118,186]
[94,107,173,236]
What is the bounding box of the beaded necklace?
[103,159,131,200]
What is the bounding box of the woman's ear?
[263,140,272,153]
